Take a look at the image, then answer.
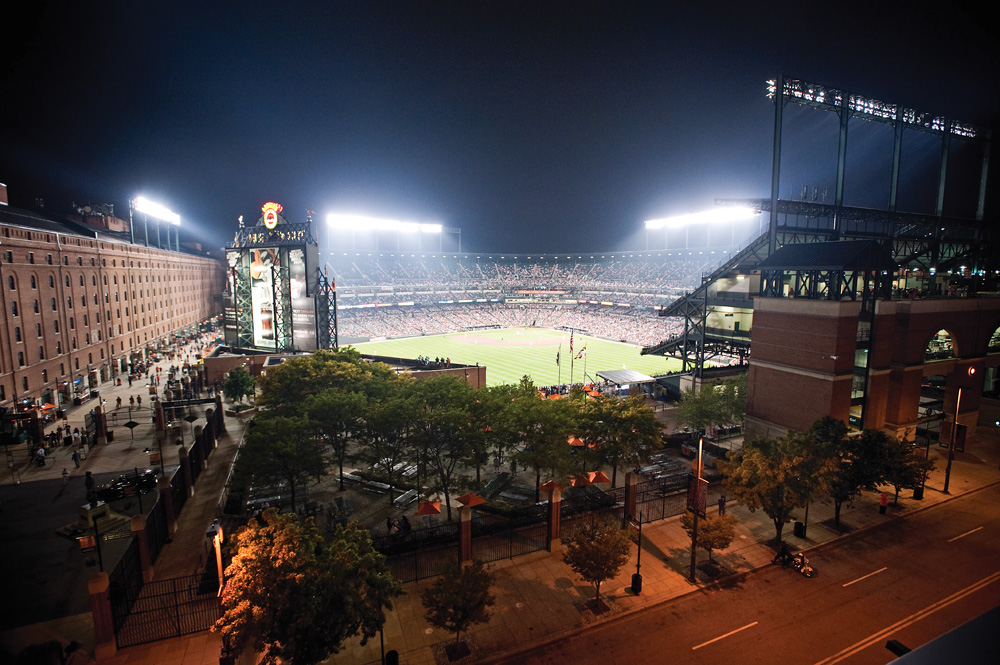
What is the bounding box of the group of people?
[386,515,412,536]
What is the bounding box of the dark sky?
[2,1,998,254]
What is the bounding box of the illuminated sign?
[262,202,283,230]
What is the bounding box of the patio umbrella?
[123,420,140,440]
[42,403,57,410]
[546,393,564,399]
[184,413,198,440]
[416,500,442,516]
[568,436,585,447]
[456,493,486,507]
[589,470,609,483]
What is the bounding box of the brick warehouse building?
[0,184,225,418]
[745,242,1000,446]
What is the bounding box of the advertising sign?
[686,474,709,518]
[289,248,317,350]
[250,248,279,348]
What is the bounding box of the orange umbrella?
[567,436,585,447]
[456,492,486,507]
[416,500,442,516]
[590,470,611,484]
[547,393,564,400]
[571,473,591,487]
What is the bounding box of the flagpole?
[557,344,562,385]
[569,329,575,387]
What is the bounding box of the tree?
[680,512,739,562]
[883,436,935,506]
[675,374,748,436]
[356,375,420,504]
[562,518,632,603]
[235,413,326,513]
[826,429,890,528]
[222,365,255,407]
[581,394,662,487]
[720,432,832,543]
[512,393,578,503]
[216,509,401,665]
[413,376,478,521]
[304,388,366,491]
[421,559,496,655]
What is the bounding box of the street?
[506,485,1000,665]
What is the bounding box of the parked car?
[96,469,157,501]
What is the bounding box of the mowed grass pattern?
[351,328,683,387]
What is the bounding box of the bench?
[364,480,390,494]
[393,488,418,507]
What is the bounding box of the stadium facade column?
[542,481,562,552]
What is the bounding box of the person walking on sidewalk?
[718,495,727,515]
[72,450,80,468]
[62,468,70,485]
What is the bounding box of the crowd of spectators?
[338,303,685,346]
[331,253,722,347]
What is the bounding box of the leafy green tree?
[304,388,367,491]
[680,512,739,562]
[580,395,662,487]
[236,413,326,513]
[356,375,420,504]
[720,432,831,543]
[827,429,890,527]
[511,388,578,502]
[413,376,477,521]
[562,518,632,603]
[256,347,395,413]
[882,435,935,506]
[421,559,496,650]
[216,509,401,665]
[675,374,747,436]
[222,365,255,406]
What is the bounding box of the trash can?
[793,521,805,538]
[385,651,399,665]
[631,573,643,594]
[106,429,114,443]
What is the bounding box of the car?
[95,469,158,501]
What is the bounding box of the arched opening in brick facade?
[925,329,956,362]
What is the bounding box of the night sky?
[2,1,998,254]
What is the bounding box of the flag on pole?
[569,331,574,356]
[576,346,587,359]
[556,345,561,366]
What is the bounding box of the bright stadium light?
[644,207,758,230]
[134,196,180,225]
[327,213,442,233]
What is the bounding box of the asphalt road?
[506,485,1000,665]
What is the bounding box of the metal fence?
[112,573,220,648]
[374,520,462,583]
[471,506,548,563]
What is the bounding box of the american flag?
[569,331,574,356]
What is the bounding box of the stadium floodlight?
[134,196,180,225]
[644,207,758,230]
[327,213,442,233]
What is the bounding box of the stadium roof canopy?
[596,369,656,385]
[757,239,897,272]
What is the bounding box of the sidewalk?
[6,417,998,665]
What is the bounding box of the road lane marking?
[842,566,888,588]
[813,570,1000,665]
[947,526,983,542]
[691,621,758,650]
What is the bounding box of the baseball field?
[351,327,684,387]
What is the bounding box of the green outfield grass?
[351,328,683,387]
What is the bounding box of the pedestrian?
[879,492,888,515]
[72,450,80,468]
[718,495,726,515]
[386,516,393,534]
[129,396,135,407]
[137,395,142,408]
[128,375,133,388]
[401,515,411,532]
[116,396,122,410]
[62,468,70,485]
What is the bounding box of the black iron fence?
[112,573,220,648]
[471,506,548,564]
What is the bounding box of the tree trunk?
[834,500,843,527]
[338,457,345,492]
